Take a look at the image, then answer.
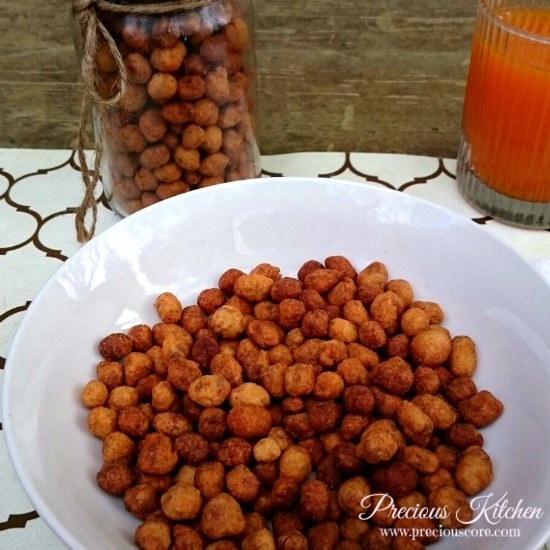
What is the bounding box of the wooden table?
[0,0,476,158]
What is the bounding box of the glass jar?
[73,0,260,219]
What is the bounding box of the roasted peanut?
[83,255,502,550]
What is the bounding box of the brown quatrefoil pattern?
[0,149,549,547]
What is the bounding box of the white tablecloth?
[1,149,549,549]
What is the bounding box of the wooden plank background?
[0,0,477,157]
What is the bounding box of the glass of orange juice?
[457,0,550,228]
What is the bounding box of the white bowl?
[3,177,550,550]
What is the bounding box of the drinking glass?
[457,0,550,228]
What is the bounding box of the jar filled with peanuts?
[72,0,260,239]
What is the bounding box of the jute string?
[72,0,213,242]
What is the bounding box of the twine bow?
[72,0,213,242]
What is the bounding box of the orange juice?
[462,6,550,203]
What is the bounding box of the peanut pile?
[91,0,259,215]
[81,257,503,549]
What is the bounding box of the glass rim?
[480,0,550,45]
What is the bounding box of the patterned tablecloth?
[1,149,549,549]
